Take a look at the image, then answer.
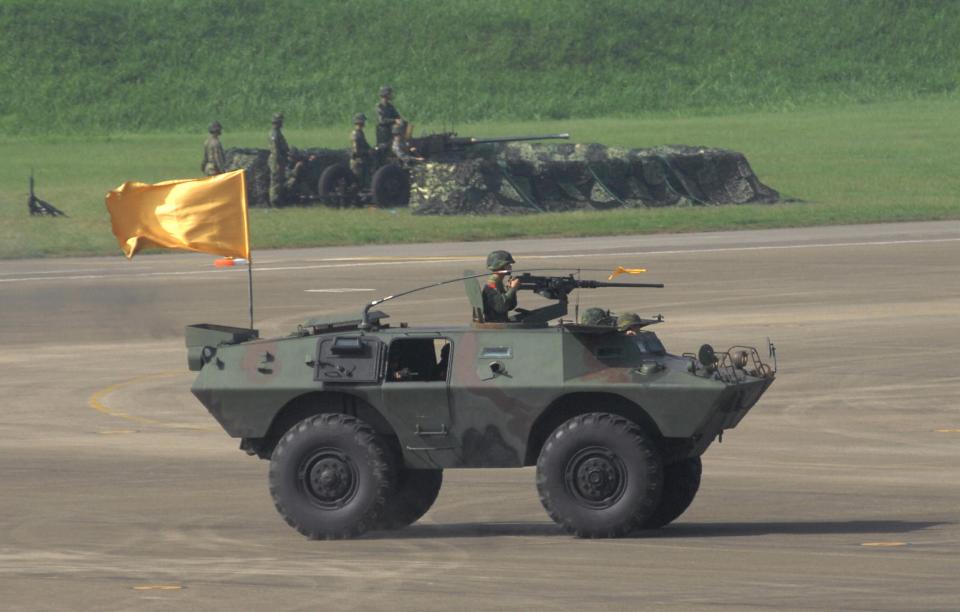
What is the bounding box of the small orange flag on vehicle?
[608,266,647,280]
[105,169,250,260]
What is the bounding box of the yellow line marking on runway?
[935,428,960,433]
[133,584,183,591]
[861,542,907,547]
[88,372,216,431]
[98,429,138,435]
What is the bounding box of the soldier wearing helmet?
[482,250,520,322]
[391,120,422,162]
[268,112,290,207]
[617,312,643,336]
[201,120,226,176]
[376,85,403,148]
[350,113,373,187]
[580,307,615,327]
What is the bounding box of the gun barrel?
[579,280,664,289]
[468,133,571,145]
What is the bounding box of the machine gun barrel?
[511,272,663,301]
[468,133,570,145]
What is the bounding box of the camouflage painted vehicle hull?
[187,317,775,538]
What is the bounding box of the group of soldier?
[482,249,646,332]
[201,85,419,206]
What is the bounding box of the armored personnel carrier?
[186,272,775,539]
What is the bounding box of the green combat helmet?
[379,85,393,98]
[391,120,408,136]
[581,307,614,326]
[272,112,284,125]
[354,113,366,124]
[486,250,516,271]
[208,120,222,133]
[617,312,642,331]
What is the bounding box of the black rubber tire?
[371,164,410,207]
[375,468,443,530]
[269,413,395,540]
[318,163,357,205]
[641,456,702,529]
[536,412,663,538]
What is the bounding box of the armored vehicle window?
[387,338,452,382]
[633,332,666,355]
[315,336,383,383]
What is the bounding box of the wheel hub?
[299,449,359,509]
[564,447,627,509]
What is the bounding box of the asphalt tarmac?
[1,221,958,611]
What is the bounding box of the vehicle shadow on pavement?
[637,520,948,539]
[367,521,564,539]
[367,519,948,540]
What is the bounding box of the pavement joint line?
[88,371,215,431]
[3,236,960,284]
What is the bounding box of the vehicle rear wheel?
[318,163,358,206]
[640,456,702,529]
[371,164,410,207]
[536,412,662,538]
[269,413,395,539]
[375,468,443,530]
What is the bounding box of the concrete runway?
[1,221,958,611]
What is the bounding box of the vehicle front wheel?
[536,412,662,538]
[375,468,443,530]
[269,413,395,539]
[640,456,702,529]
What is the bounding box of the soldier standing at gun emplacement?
[268,112,290,207]
[350,113,373,187]
[201,120,226,176]
[375,85,403,148]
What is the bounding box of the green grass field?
[2,0,957,258]
[2,97,957,259]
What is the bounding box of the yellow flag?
[105,169,250,260]
[608,266,647,280]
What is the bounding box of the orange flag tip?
[608,266,647,280]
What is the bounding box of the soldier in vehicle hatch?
[581,307,615,326]
[376,85,402,148]
[350,113,373,187]
[268,112,289,207]
[201,121,226,176]
[482,250,521,322]
[617,312,643,336]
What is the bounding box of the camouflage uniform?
[481,250,518,322]
[201,122,225,176]
[482,273,518,323]
[376,86,402,147]
[350,114,372,188]
[268,114,289,207]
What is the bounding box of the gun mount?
[502,272,664,324]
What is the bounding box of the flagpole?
[248,255,254,330]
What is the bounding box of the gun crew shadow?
[366,519,947,540]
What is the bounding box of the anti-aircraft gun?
[318,131,570,207]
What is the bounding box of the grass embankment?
[2,97,957,259]
[1,0,957,134]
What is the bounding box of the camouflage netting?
[225,147,348,207]
[225,143,778,212]
[409,143,779,215]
